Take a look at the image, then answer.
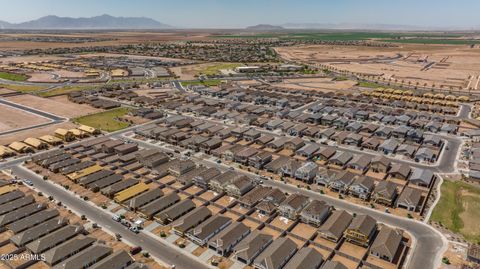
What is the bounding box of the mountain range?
[0,14,171,29]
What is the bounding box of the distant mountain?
[0,14,172,29]
[246,24,285,31]
[0,20,12,29]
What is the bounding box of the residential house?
[396,187,422,211]
[379,139,399,155]
[209,222,251,256]
[409,168,434,187]
[328,151,353,168]
[253,237,297,269]
[188,215,232,246]
[318,210,353,242]
[348,176,375,200]
[372,181,398,206]
[248,151,273,169]
[296,143,321,159]
[300,200,331,227]
[294,162,319,183]
[234,231,273,265]
[344,214,377,247]
[370,226,403,262]
[283,247,323,269]
[388,163,410,180]
[370,156,391,173]
[315,168,338,187]
[330,171,357,193]
[347,154,372,174]
[278,193,310,220]
[225,176,254,198]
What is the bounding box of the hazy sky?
[1,0,479,28]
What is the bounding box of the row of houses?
[0,180,146,269]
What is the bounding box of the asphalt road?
[121,135,447,269]
[10,165,209,269]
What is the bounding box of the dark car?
[130,246,142,255]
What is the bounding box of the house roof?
[370,226,403,259]
[26,225,84,254]
[410,168,434,185]
[301,200,330,217]
[44,235,96,265]
[319,210,353,239]
[209,222,250,249]
[283,247,323,269]
[89,250,134,269]
[280,193,309,210]
[191,215,231,241]
[348,214,377,236]
[374,181,397,199]
[397,187,422,207]
[254,237,297,269]
[234,230,273,261]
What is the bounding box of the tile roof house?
[370,156,391,173]
[315,168,338,187]
[318,210,353,242]
[348,176,375,200]
[379,139,399,155]
[372,181,398,206]
[225,176,254,198]
[328,151,353,168]
[329,171,357,193]
[409,168,434,187]
[283,247,323,269]
[188,215,232,246]
[300,200,331,227]
[253,237,297,269]
[370,226,403,262]
[388,163,411,180]
[278,193,310,220]
[294,162,319,183]
[234,231,273,265]
[344,214,377,247]
[322,261,348,269]
[209,222,251,256]
[396,186,422,211]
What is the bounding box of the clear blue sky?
[1,0,479,28]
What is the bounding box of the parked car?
[130,226,140,233]
[130,246,142,255]
[112,215,121,222]
[23,179,33,186]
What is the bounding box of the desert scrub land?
[74,107,131,132]
[431,180,480,242]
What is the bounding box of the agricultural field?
[212,32,470,43]
[73,107,131,132]
[431,180,480,242]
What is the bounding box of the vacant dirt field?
[276,44,480,92]
[0,121,75,145]
[0,103,50,132]
[0,31,211,51]
[0,88,14,94]
[26,72,58,83]
[5,94,102,118]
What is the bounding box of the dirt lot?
[26,72,59,83]
[0,103,50,132]
[0,31,211,51]
[276,44,480,92]
[5,94,102,118]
